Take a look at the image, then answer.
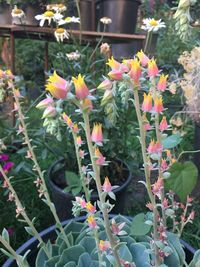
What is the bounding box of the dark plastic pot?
[97,0,141,34]
[0,4,12,25]
[48,158,132,220]
[23,5,42,26]
[2,215,196,267]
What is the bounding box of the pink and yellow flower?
[154,97,164,113]
[148,59,159,77]
[75,197,87,208]
[62,113,73,128]
[42,106,57,118]
[137,50,149,66]
[97,79,112,90]
[73,123,79,134]
[106,56,121,70]
[161,158,168,171]
[91,123,103,144]
[95,148,106,165]
[82,98,93,111]
[142,93,152,112]
[46,71,70,99]
[87,215,97,229]
[72,74,89,100]
[102,177,112,193]
[129,58,142,83]
[36,96,54,109]
[108,69,123,81]
[86,202,96,214]
[147,140,162,154]
[157,74,168,91]
[76,136,82,146]
[159,116,168,131]
[99,240,110,252]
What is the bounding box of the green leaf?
[78,252,92,267]
[2,228,9,244]
[63,262,76,267]
[79,237,96,254]
[129,243,151,267]
[119,244,132,262]
[131,213,152,236]
[161,134,182,149]
[44,256,60,267]
[25,227,35,236]
[189,249,200,267]
[56,245,85,266]
[65,171,80,186]
[36,248,48,267]
[0,248,13,259]
[165,161,198,202]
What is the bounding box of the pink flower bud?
[91,123,103,144]
[36,96,54,109]
[42,106,57,118]
[72,74,89,100]
[102,177,112,192]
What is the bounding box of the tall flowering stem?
[0,234,29,267]
[132,86,162,266]
[11,84,70,247]
[82,111,122,267]
[0,165,50,259]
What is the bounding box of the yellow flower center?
[44,11,54,17]
[14,9,23,14]
[56,28,65,34]
[149,19,158,26]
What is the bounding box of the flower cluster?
[0,154,13,178]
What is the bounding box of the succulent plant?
[36,215,200,266]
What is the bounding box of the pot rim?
[2,215,196,267]
[48,157,132,198]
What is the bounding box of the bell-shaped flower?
[97,79,112,90]
[87,215,97,229]
[46,71,70,99]
[106,56,121,70]
[91,123,103,144]
[137,50,149,66]
[36,96,54,109]
[95,148,106,166]
[75,197,86,208]
[154,96,164,113]
[82,98,93,112]
[42,106,57,118]
[129,58,142,83]
[148,59,159,77]
[147,140,163,154]
[142,93,152,112]
[102,176,112,193]
[161,158,168,172]
[157,74,168,91]
[62,113,74,129]
[76,136,82,146]
[72,74,89,100]
[86,202,96,214]
[159,116,168,131]
[108,69,123,81]
[99,240,110,252]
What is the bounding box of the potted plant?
[0,16,200,267]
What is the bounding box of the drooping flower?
[108,69,123,81]
[147,140,162,154]
[42,106,57,118]
[157,74,168,91]
[91,123,103,144]
[75,197,86,208]
[73,123,79,134]
[152,177,163,198]
[161,158,168,172]
[35,11,63,27]
[100,43,111,56]
[99,240,110,251]
[102,177,112,193]
[129,58,142,83]
[94,148,106,166]
[137,50,149,66]
[111,219,126,235]
[100,17,112,25]
[72,74,89,100]
[154,97,164,113]
[159,116,168,131]
[54,28,69,42]
[148,59,159,77]
[86,202,96,214]
[36,96,54,109]
[142,93,152,112]
[82,98,93,112]
[97,79,112,90]
[58,16,80,25]
[87,215,97,229]
[47,3,67,13]
[11,5,25,19]
[62,113,74,129]
[46,71,70,99]
[76,136,82,146]
[107,56,121,70]
[141,18,166,32]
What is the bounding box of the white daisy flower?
[141,18,166,32]
[58,16,80,26]
[66,50,81,61]
[35,11,63,27]
[47,3,67,13]
[54,28,69,42]
[11,5,25,19]
[100,17,112,25]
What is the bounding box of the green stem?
[144,31,153,54]
[94,229,104,266]
[132,86,161,266]
[0,235,29,267]
[75,0,82,44]
[12,86,70,248]
[72,131,90,202]
[0,165,50,259]
[82,111,122,267]
[177,149,200,161]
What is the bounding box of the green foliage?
[64,171,82,196]
[165,161,198,202]
[35,215,195,266]
[130,213,151,236]
[162,133,182,149]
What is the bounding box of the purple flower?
[0,162,14,176]
[7,228,14,237]
[0,154,9,161]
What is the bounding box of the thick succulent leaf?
[56,245,85,266]
[120,236,136,248]
[131,213,152,236]
[79,237,96,254]
[36,247,48,267]
[44,255,60,267]
[130,243,151,267]
[52,245,59,256]
[112,215,132,233]
[77,252,92,267]
[165,161,198,202]
[89,261,101,267]
[119,244,132,262]
[189,249,200,267]
[162,133,182,149]
[167,232,185,265]
[63,262,76,267]
[58,233,74,254]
